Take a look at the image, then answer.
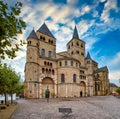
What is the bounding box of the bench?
[59,108,72,116]
[0,105,6,110]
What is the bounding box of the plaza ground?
[10,96,120,119]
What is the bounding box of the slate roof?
[27,29,38,39]
[86,52,92,59]
[73,25,79,39]
[95,66,108,73]
[110,83,118,87]
[37,23,55,38]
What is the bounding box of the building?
[110,83,118,95]
[24,23,109,98]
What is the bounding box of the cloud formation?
[3,0,120,86]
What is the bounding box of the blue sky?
[4,0,120,86]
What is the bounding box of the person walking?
[45,87,50,102]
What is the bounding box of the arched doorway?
[80,81,86,97]
[42,77,54,98]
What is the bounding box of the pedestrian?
[45,87,50,103]
[80,91,82,97]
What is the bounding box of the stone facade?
[24,23,110,98]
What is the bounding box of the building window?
[28,41,32,45]
[46,69,48,73]
[61,74,65,83]
[73,74,76,83]
[71,42,73,46]
[81,52,84,56]
[59,62,62,66]
[34,84,36,87]
[81,43,83,48]
[43,37,45,41]
[76,50,79,54]
[40,36,42,39]
[68,45,70,49]
[65,61,67,66]
[42,68,44,73]
[48,51,52,57]
[76,42,79,46]
[41,49,45,56]
[87,61,90,64]
[71,61,73,66]
[36,43,38,46]
[71,51,73,55]
[50,63,52,67]
[52,70,54,75]
[44,61,46,65]
[76,62,78,67]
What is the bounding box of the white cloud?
[67,0,78,4]
[81,5,91,15]
[101,0,119,23]
[85,38,99,51]
[77,20,95,37]
[105,52,120,86]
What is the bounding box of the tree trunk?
[4,93,7,105]
[11,93,13,104]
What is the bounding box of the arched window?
[42,68,44,73]
[65,61,67,66]
[41,49,45,56]
[46,68,48,73]
[59,62,62,66]
[68,45,70,49]
[44,61,46,65]
[76,50,79,54]
[48,51,52,57]
[52,70,54,75]
[76,42,79,46]
[73,74,76,83]
[81,43,83,48]
[50,63,52,67]
[71,61,73,66]
[76,62,78,67]
[71,42,73,46]
[61,74,65,83]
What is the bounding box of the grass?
[0,104,18,119]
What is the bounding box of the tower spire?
[86,52,92,59]
[73,25,79,39]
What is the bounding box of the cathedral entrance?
[80,81,86,97]
[42,77,54,98]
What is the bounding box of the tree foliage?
[0,0,26,59]
[116,87,120,93]
[0,63,24,104]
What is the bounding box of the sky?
[3,0,120,86]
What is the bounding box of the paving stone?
[10,96,120,119]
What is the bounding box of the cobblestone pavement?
[10,96,120,119]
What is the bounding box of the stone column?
[40,83,42,98]
[66,84,68,97]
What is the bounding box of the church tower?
[24,29,39,98]
[66,26,85,66]
[36,23,56,58]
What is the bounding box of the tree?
[0,0,26,59]
[116,87,120,94]
[0,63,23,104]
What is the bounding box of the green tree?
[0,63,9,104]
[116,87,120,94]
[0,64,24,104]
[0,0,26,59]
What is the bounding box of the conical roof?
[27,29,38,39]
[73,25,79,39]
[86,52,92,59]
[37,23,54,38]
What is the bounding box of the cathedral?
[24,23,110,98]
